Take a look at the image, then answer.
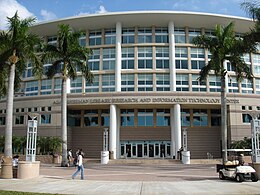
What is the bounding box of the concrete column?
[109,104,117,159]
[170,108,175,158]
[171,104,181,159]
[115,22,122,92]
[116,107,120,159]
[168,21,176,91]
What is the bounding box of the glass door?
[126,144,131,158]
[149,144,154,157]
[137,144,143,157]
[155,143,160,158]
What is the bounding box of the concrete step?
[84,158,222,165]
[108,158,182,165]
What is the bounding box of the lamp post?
[182,128,190,164]
[26,113,39,162]
[101,128,109,164]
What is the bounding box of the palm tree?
[0,12,42,176]
[193,22,255,163]
[42,24,93,167]
[241,1,260,42]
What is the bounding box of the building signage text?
[54,97,239,105]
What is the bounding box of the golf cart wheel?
[251,173,259,182]
[219,172,225,180]
[235,174,244,182]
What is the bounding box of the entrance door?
[137,144,143,157]
[149,144,154,157]
[126,144,131,157]
[160,144,166,158]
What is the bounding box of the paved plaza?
[0,161,260,194]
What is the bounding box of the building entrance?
[120,141,171,159]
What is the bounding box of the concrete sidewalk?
[0,162,259,195]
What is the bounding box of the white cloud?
[40,9,57,21]
[95,5,108,14]
[0,0,34,30]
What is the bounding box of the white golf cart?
[216,149,258,182]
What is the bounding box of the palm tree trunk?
[221,74,228,163]
[4,63,15,157]
[61,78,68,167]
[1,63,15,179]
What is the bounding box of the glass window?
[211,109,221,126]
[102,74,115,92]
[122,47,134,69]
[54,78,62,94]
[122,28,135,44]
[192,74,206,92]
[121,74,135,91]
[174,28,186,43]
[137,28,152,43]
[47,36,57,46]
[25,81,38,96]
[70,77,82,93]
[138,109,153,126]
[188,29,201,43]
[228,76,239,93]
[255,78,260,94]
[193,109,208,126]
[242,114,252,123]
[79,34,86,46]
[138,74,153,91]
[86,75,99,93]
[209,75,221,92]
[103,48,115,70]
[121,109,135,126]
[191,48,205,70]
[253,54,260,74]
[156,47,169,69]
[89,30,102,46]
[84,110,98,126]
[101,109,110,126]
[15,115,24,125]
[0,116,5,125]
[138,47,153,69]
[155,27,168,43]
[68,110,81,126]
[156,109,170,126]
[227,62,235,72]
[105,29,116,45]
[181,109,190,126]
[41,79,52,95]
[176,74,189,91]
[205,30,216,37]
[156,74,170,91]
[41,114,51,124]
[175,47,188,69]
[24,62,34,78]
[241,78,253,94]
[88,49,100,71]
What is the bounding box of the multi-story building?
[0,11,259,159]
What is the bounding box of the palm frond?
[46,60,63,79]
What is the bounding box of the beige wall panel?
[229,124,251,141]
[187,127,221,159]
[71,127,103,158]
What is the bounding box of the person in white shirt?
[12,155,19,167]
[72,151,84,180]
[67,149,72,167]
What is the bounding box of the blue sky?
[0,0,250,30]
